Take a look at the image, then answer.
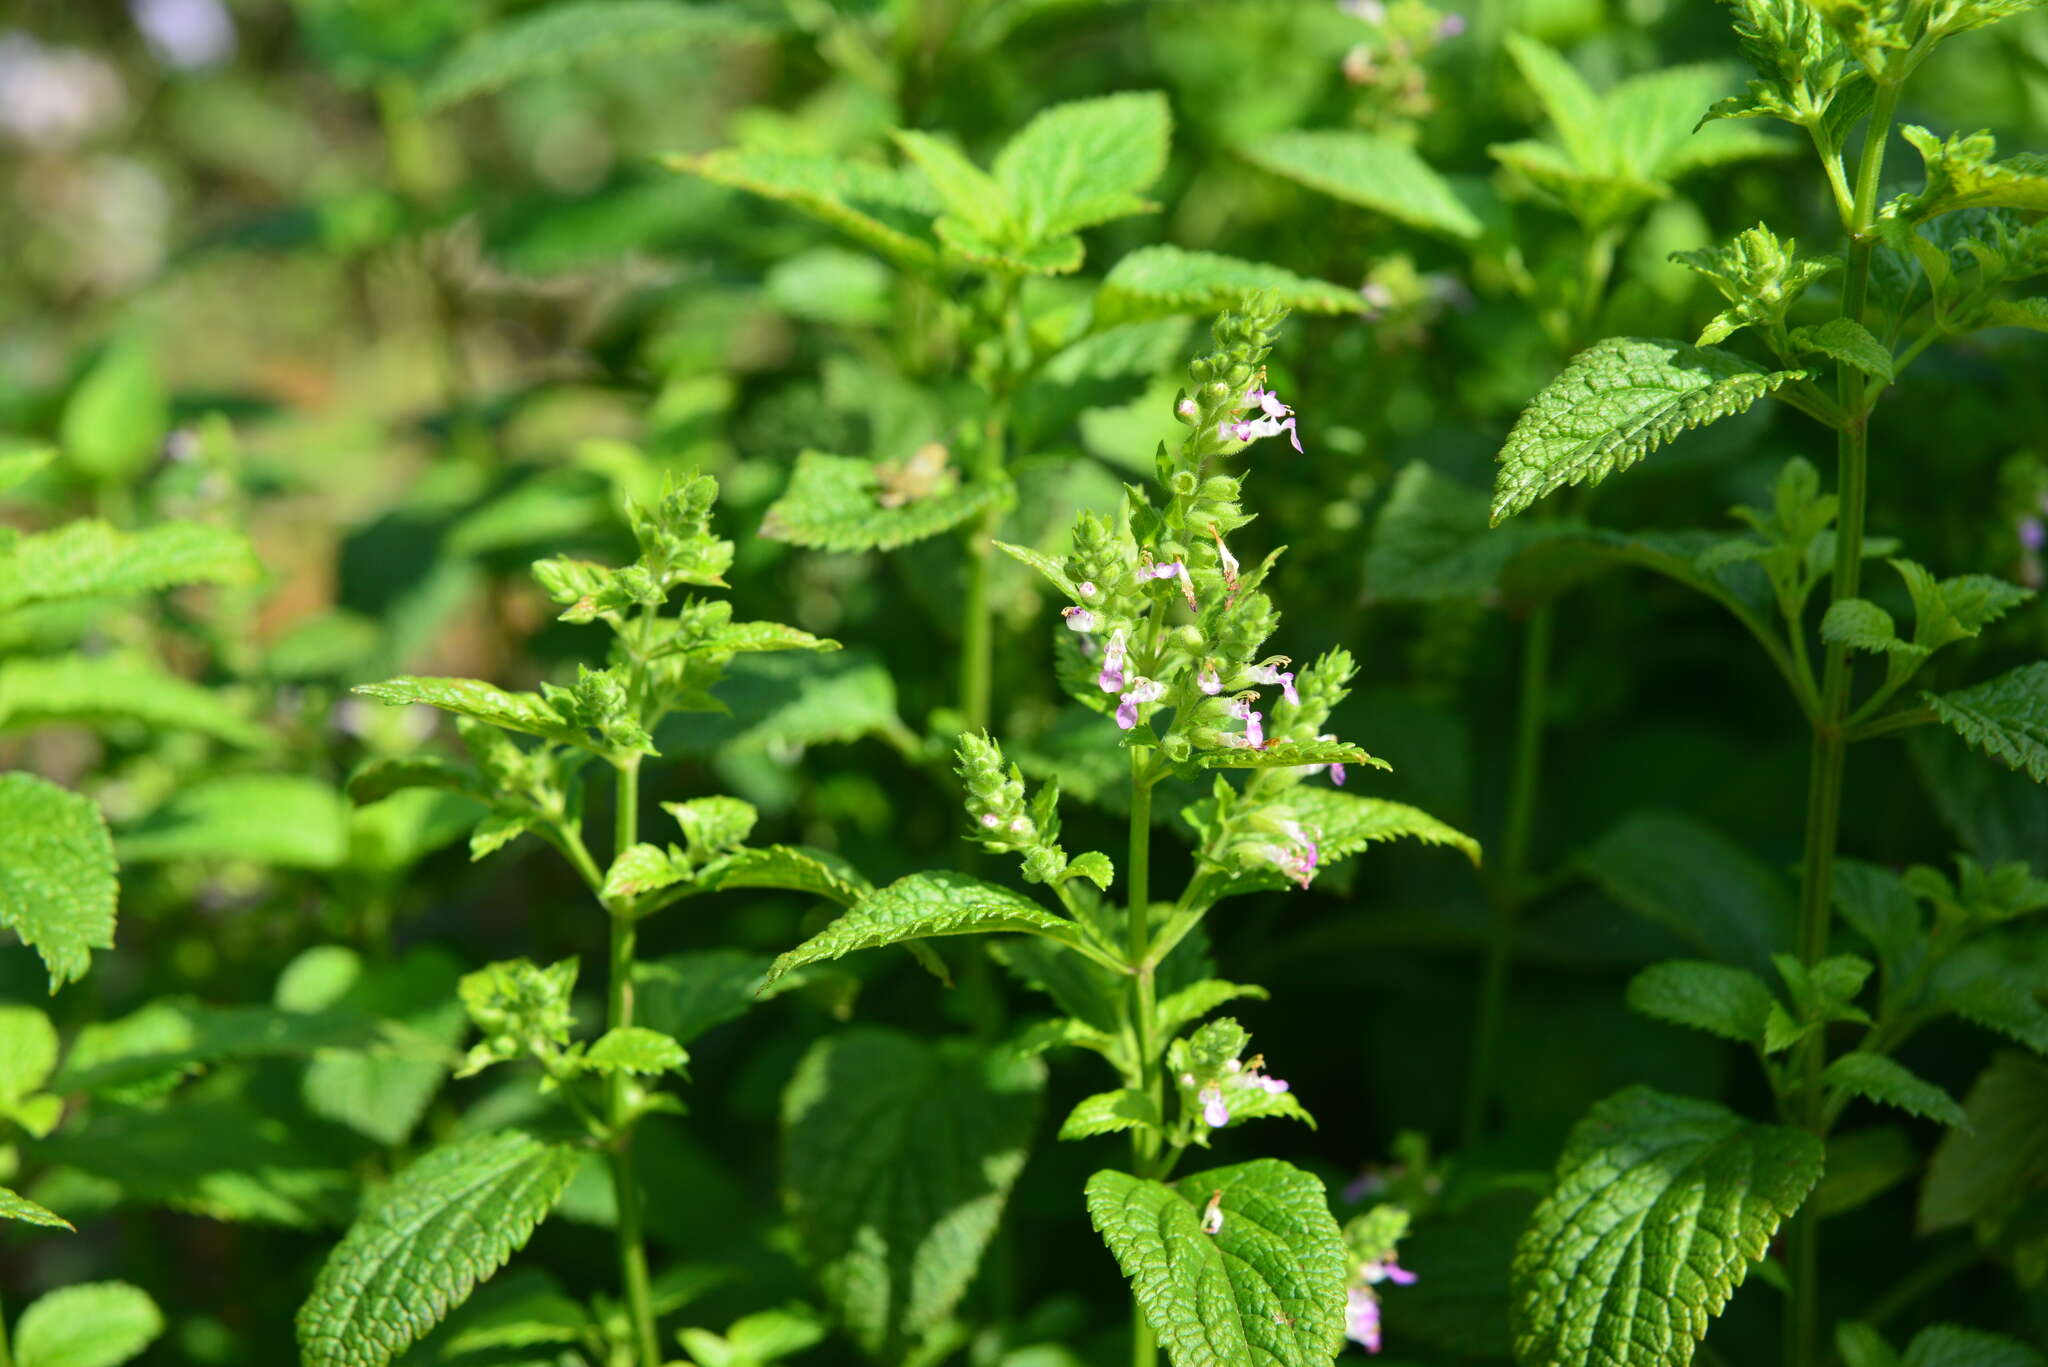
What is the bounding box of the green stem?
[0,1292,13,1367]
[1463,599,1554,1146]
[1785,80,1899,1367]
[960,500,998,735]
[608,757,660,1367]
[1125,747,1162,1367]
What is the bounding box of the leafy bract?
[760,451,1006,552]
[1492,338,1804,524]
[0,520,258,614]
[422,1,765,108]
[1096,246,1362,327]
[669,149,939,269]
[1673,223,1840,346]
[0,774,118,991]
[782,1028,1042,1359]
[1086,1158,1348,1367]
[765,871,1089,983]
[13,1282,165,1367]
[1824,1052,1968,1128]
[1239,129,1481,240]
[1925,663,2048,783]
[1513,1086,1824,1367]
[1891,126,2048,223]
[1627,960,1776,1044]
[297,1131,581,1367]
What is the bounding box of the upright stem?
[961,496,998,734]
[1463,598,1555,1145]
[1784,80,1898,1367]
[1125,748,1161,1367]
[608,757,660,1367]
[0,1292,13,1367]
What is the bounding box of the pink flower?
[1098,627,1128,693]
[1062,605,1097,633]
[1436,12,1466,37]
[1197,662,1222,695]
[1362,1259,1417,1286]
[2022,517,2046,553]
[1313,733,1348,787]
[1117,678,1165,730]
[1077,580,1098,598]
[980,813,1000,829]
[1248,663,1299,706]
[1345,1288,1382,1353]
[1228,698,1265,749]
[1143,559,1199,609]
[1200,1084,1230,1127]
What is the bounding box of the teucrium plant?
[761,300,1478,1367]
[309,474,857,1367]
[1488,3,2048,1364]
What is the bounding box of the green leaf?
[284,946,467,1149]
[1626,960,1776,1044]
[1791,318,1895,382]
[1824,1052,1968,1128]
[0,654,268,747]
[1925,662,2048,783]
[1822,599,1915,655]
[635,949,807,1047]
[0,1184,71,1230]
[680,651,901,755]
[0,1003,60,1133]
[0,774,117,992]
[892,129,1010,240]
[1674,224,1840,347]
[353,676,591,750]
[1364,460,1581,603]
[1058,1089,1161,1140]
[1095,246,1361,327]
[994,91,1170,242]
[1239,129,1482,240]
[345,756,487,806]
[1919,1052,2048,1231]
[1837,1322,1903,1367]
[1155,980,1270,1039]
[1513,1086,1824,1367]
[1504,34,1605,171]
[297,1131,581,1367]
[583,1026,687,1075]
[696,845,871,906]
[0,520,258,614]
[1578,811,1793,978]
[1086,1158,1348,1367]
[0,447,52,493]
[760,451,1006,552]
[1491,338,1805,524]
[782,1028,1043,1359]
[61,336,167,482]
[1197,739,1389,772]
[601,843,688,901]
[1815,1127,1917,1219]
[14,1282,164,1367]
[422,1,765,108]
[1279,788,1482,866]
[116,775,350,870]
[1893,125,2048,222]
[765,871,1089,983]
[1902,1326,2048,1367]
[668,148,938,269]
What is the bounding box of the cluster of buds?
[955,730,1037,852]
[1172,1019,1292,1132]
[1244,813,1322,889]
[1338,0,1465,124]
[1341,1205,1418,1354]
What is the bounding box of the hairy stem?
[1125,747,1162,1367]
[1785,79,1899,1367]
[608,757,660,1367]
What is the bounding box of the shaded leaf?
[0,774,117,991]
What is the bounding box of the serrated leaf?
[1578,811,1793,978]
[353,676,590,750]
[0,774,117,992]
[1198,739,1389,772]
[1919,1052,2048,1231]
[1512,1086,1824,1367]
[1824,1052,1968,1128]
[761,451,1005,552]
[1492,338,1805,524]
[422,1,764,108]
[783,1028,1042,1359]
[1626,960,1776,1044]
[1791,318,1895,382]
[1059,1089,1161,1140]
[1925,662,2048,783]
[1155,980,1270,1039]
[116,774,349,870]
[1086,1158,1347,1367]
[286,946,467,1149]
[679,650,901,755]
[602,843,688,901]
[1815,1127,1917,1219]
[0,654,268,747]
[583,1026,687,1075]
[635,949,806,1047]
[1239,129,1481,240]
[672,149,938,269]
[1822,599,1914,655]
[1365,460,1582,602]
[1902,1326,2048,1367]
[765,871,1087,983]
[0,1184,72,1230]
[0,520,258,614]
[994,91,1170,242]
[1279,788,1481,866]
[696,845,871,906]
[297,1131,581,1367]
[14,1281,164,1367]
[1894,125,2048,222]
[345,756,488,806]
[1096,246,1361,328]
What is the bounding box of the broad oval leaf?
[116,775,350,871]
[1513,1086,1823,1367]
[297,1130,581,1367]
[1920,1052,2048,1233]
[1086,1158,1348,1367]
[1240,130,1482,241]
[0,774,117,992]
[1491,338,1805,524]
[994,91,1171,242]
[783,1028,1043,1359]
[765,870,1086,983]
[14,1281,164,1367]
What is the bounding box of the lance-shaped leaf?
[1513,1086,1824,1367]
[761,451,1006,552]
[1240,130,1481,241]
[1198,739,1389,772]
[766,871,1091,983]
[297,1130,581,1367]
[422,0,766,109]
[783,1028,1043,1360]
[1925,663,2048,783]
[696,845,871,906]
[0,654,269,748]
[0,519,258,613]
[1824,1052,1968,1128]
[0,1184,72,1230]
[14,1281,164,1367]
[1491,338,1805,524]
[1627,960,1777,1045]
[1280,789,1481,866]
[0,774,117,991]
[1086,1158,1348,1367]
[353,676,590,748]
[1096,246,1362,327]
[672,149,939,269]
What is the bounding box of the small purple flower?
[1345,1288,1382,1353]
[1098,627,1128,693]
[980,813,1000,829]
[1198,662,1222,695]
[1200,1085,1230,1128]
[1251,1074,1290,1094]
[1362,1259,1417,1286]
[1117,677,1166,730]
[1220,415,1303,454]
[1314,733,1348,786]
[131,0,236,69]
[1143,559,1199,609]
[1176,396,1200,422]
[1339,0,1387,22]
[2021,517,2045,553]
[1248,663,1299,707]
[1435,12,1467,38]
[1062,605,1097,633]
[1360,281,1394,321]
[1227,698,1266,749]
[1077,580,1099,598]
